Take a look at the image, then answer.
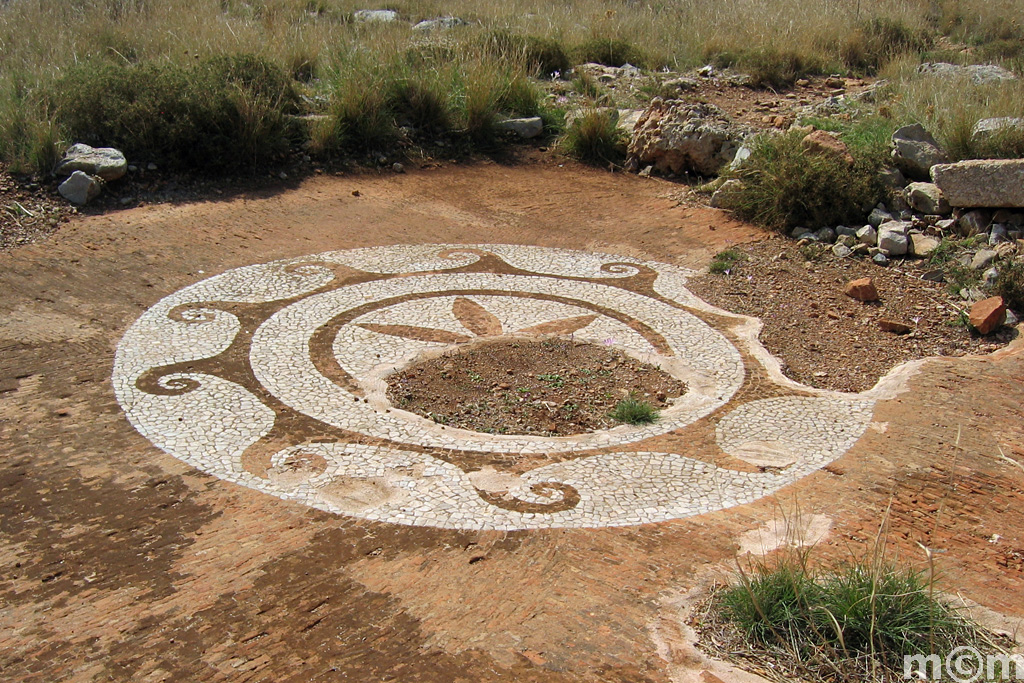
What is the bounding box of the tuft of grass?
[573,37,647,68]
[572,70,602,100]
[709,248,747,274]
[723,130,885,232]
[561,108,625,165]
[716,550,989,680]
[840,17,930,74]
[610,396,659,425]
[483,31,570,77]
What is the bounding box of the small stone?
[879,319,912,334]
[836,234,857,248]
[872,253,890,266]
[989,224,1009,245]
[58,171,102,205]
[146,162,157,171]
[55,143,128,181]
[392,162,405,173]
[497,116,544,139]
[906,182,951,215]
[844,277,878,301]
[969,296,1006,334]
[868,207,893,228]
[908,234,940,258]
[638,165,653,178]
[982,266,999,288]
[957,209,991,236]
[832,243,852,258]
[815,227,837,243]
[877,221,909,256]
[921,269,945,283]
[971,249,997,270]
[856,225,877,246]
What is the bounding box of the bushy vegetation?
[561,109,625,165]
[49,55,299,171]
[991,258,1024,311]
[714,550,990,680]
[720,126,886,232]
[708,248,747,274]
[2,0,1024,174]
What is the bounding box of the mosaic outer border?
[113,244,877,530]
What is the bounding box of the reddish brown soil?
[688,237,1018,393]
[1,161,1023,683]
[387,338,685,436]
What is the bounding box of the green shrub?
[561,108,625,165]
[722,130,884,232]
[572,71,601,100]
[50,55,298,171]
[573,37,647,68]
[609,397,659,424]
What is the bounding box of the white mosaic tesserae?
[112,244,876,530]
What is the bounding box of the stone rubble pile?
[56,143,127,206]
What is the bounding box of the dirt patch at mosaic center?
[386,337,686,436]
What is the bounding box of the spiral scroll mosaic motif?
[113,244,875,529]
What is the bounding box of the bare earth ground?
[2,161,1024,682]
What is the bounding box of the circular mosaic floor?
[113,245,876,529]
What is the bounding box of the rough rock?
[617,109,644,136]
[55,143,127,182]
[58,171,102,205]
[497,117,544,139]
[709,179,745,209]
[877,220,910,256]
[872,253,891,266]
[815,227,837,244]
[412,16,467,30]
[844,277,879,302]
[727,143,753,172]
[836,234,857,248]
[971,117,1024,145]
[868,207,893,228]
[969,296,1007,334]
[856,225,878,246]
[971,249,998,270]
[877,166,906,190]
[993,209,1024,225]
[891,124,948,180]
[957,209,991,236]
[879,319,912,334]
[936,218,956,232]
[627,99,745,176]
[906,182,951,215]
[801,130,853,164]
[982,266,999,288]
[990,224,1010,245]
[932,159,1024,208]
[909,234,940,258]
[837,225,858,237]
[832,243,853,258]
[917,62,1018,84]
[353,9,398,22]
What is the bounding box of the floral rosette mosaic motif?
[113,245,875,529]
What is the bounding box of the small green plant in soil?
[610,396,659,425]
[709,248,747,274]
